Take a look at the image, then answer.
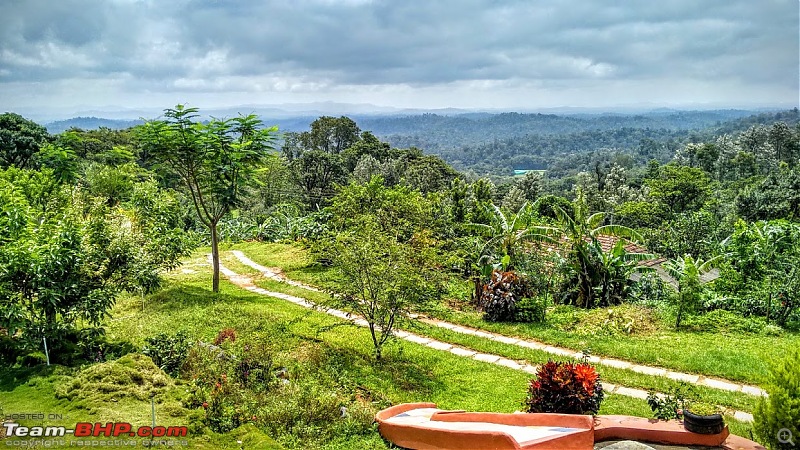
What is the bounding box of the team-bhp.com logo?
[3,422,188,438]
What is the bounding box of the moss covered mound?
[55,353,174,407]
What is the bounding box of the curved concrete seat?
[376,403,766,450]
[376,402,594,449]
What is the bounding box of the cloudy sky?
[0,0,797,115]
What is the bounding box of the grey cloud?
[0,0,796,108]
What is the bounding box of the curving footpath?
[213,253,757,423]
[228,251,766,399]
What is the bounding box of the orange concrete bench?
[376,403,766,450]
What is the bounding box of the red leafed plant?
[213,328,237,346]
[524,360,604,415]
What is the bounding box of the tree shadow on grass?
[319,341,444,401]
[0,364,59,392]
[142,283,260,314]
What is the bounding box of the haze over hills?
[41,103,782,135]
[19,101,790,130]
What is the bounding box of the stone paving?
[415,317,766,398]
[217,253,758,423]
[230,250,322,291]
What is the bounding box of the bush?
[217,217,259,243]
[0,332,20,365]
[180,339,378,442]
[546,305,659,336]
[514,297,547,323]
[630,272,672,306]
[524,360,604,415]
[142,330,192,377]
[479,270,534,322]
[16,351,47,367]
[213,328,237,346]
[754,350,800,449]
[646,383,695,420]
[182,343,270,433]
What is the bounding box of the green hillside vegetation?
[1,107,799,448]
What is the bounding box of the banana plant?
[664,254,721,329]
[591,240,655,307]
[467,201,557,272]
[549,189,645,308]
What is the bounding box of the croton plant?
[524,360,604,415]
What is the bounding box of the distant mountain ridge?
[39,107,797,178]
[46,108,770,137]
[45,117,144,134]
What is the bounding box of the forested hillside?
[371,109,800,176]
[2,106,799,449]
[46,108,798,178]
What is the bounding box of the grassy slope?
[0,362,281,449]
[222,244,756,437]
[1,248,759,449]
[231,241,800,386]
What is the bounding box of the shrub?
[183,347,254,433]
[142,330,192,377]
[213,328,237,346]
[180,339,377,442]
[16,351,47,367]
[514,297,547,323]
[217,217,259,243]
[646,383,695,420]
[572,305,658,336]
[754,349,800,449]
[524,360,604,415]
[480,270,534,322]
[0,332,20,365]
[630,272,672,306]
[682,309,771,334]
[234,344,274,390]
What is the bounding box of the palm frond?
[464,222,495,236]
[587,212,606,229]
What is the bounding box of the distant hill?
[40,108,796,178]
[358,109,765,151]
[46,117,144,134]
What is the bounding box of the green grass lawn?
[227,247,758,414]
[218,247,757,437]
[230,241,800,386]
[0,248,761,449]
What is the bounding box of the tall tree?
[646,164,711,214]
[137,105,277,292]
[282,116,361,209]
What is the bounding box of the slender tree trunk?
[211,221,220,293]
[765,279,772,323]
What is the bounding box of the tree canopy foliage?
[137,105,278,292]
[2,106,799,369]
